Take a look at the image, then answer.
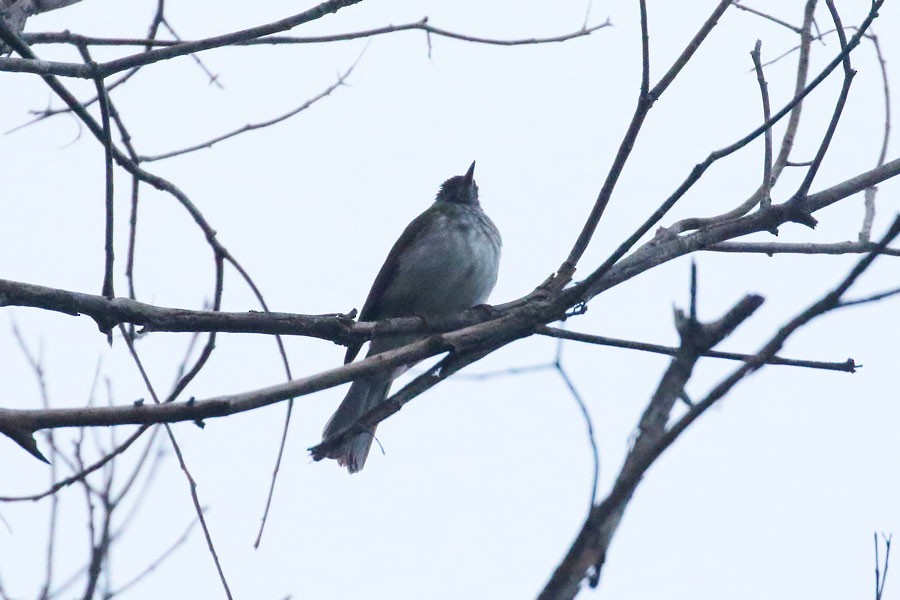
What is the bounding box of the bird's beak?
[463,160,476,186]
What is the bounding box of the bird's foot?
[471,303,499,319]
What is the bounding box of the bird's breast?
[379,205,501,318]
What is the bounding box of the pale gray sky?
[1,1,899,599]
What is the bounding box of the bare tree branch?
[537,326,858,372]
[22,17,611,50]
[1,6,612,78]
[706,240,900,256]
[117,324,234,600]
[138,54,361,162]
[875,532,892,600]
[539,215,900,599]
[0,0,365,77]
[558,0,732,280]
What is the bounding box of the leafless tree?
[0,1,896,598]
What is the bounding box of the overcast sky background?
[1,1,899,598]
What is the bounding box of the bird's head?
[436,161,479,206]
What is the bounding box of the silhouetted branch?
[138,54,361,162]
[539,215,900,599]
[706,240,900,256]
[22,16,611,50]
[875,532,892,600]
[2,6,612,78]
[538,326,858,372]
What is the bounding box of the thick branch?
[309,344,499,461]
[0,277,503,344]
[538,294,764,599]
[3,155,899,343]
[0,303,543,453]
[539,214,900,599]
[574,156,900,303]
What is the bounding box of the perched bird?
[321,161,501,473]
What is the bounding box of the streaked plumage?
[322,162,501,473]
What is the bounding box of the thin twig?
[554,340,600,509]
[117,324,234,600]
[791,0,854,202]
[732,2,804,34]
[875,532,892,600]
[310,343,504,462]
[582,0,881,283]
[861,31,891,242]
[0,426,149,502]
[1,0,366,78]
[20,17,611,51]
[139,51,361,162]
[706,240,900,256]
[537,326,857,372]
[838,285,900,308]
[455,362,556,380]
[751,40,774,209]
[10,325,58,599]
[559,0,732,279]
[159,17,223,88]
[6,3,179,135]
[76,44,116,306]
[108,517,199,598]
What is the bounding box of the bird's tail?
[321,375,392,473]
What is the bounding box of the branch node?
[678,391,695,408]
[784,197,819,229]
[337,308,358,322]
[564,302,588,319]
[0,423,49,463]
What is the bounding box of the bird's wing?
[344,207,435,364]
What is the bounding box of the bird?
[321,161,501,473]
